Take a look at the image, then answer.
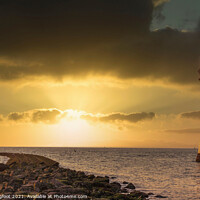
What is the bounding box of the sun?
[59,118,86,133]
[61,109,90,133]
[56,110,93,146]
[65,109,85,119]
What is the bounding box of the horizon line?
[0,146,197,149]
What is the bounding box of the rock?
[0,174,3,182]
[3,186,14,193]
[21,162,28,167]
[89,176,110,188]
[34,181,55,192]
[123,181,129,184]
[125,183,135,189]
[46,191,58,195]
[155,195,167,198]
[110,182,121,193]
[64,170,76,178]
[87,174,95,180]
[92,181,109,188]
[15,191,28,195]
[1,174,10,182]
[54,172,63,178]
[59,178,73,186]
[13,174,26,180]
[148,192,154,195]
[0,163,8,171]
[93,176,109,183]
[77,171,86,178]
[121,188,128,193]
[9,171,14,176]
[28,172,38,180]
[20,184,34,192]
[9,178,23,190]
[91,188,113,198]
[64,187,88,195]
[111,193,130,200]
[52,162,59,167]
[73,180,92,189]
[0,183,3,191]
[28,191,39,195]
[130,191,148,198]
[51,179,67,187]
[44,167,53,173]
[8,161,17,168]
[3,182,8,189]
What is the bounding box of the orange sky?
[0,0,200,147]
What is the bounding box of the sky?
[0,0,200,148]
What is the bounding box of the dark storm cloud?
[0,0,199,85]
[82,112,155,123]
[181,111,200,120]
[7,109,62,124]
[165,128,200,134]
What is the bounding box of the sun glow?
[65,109,85,119]
[59,118,87,133]
[56,112,93,146]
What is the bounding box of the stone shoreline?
[0,153,151,200]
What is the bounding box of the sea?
[0,147,199,200]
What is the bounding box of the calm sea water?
[0,147,199,200]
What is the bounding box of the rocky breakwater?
[0,153,149,200]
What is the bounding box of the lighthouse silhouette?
[196,145,200,162]
[196,69,200,162]
[198,68,200,81]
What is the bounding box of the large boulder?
[87,174,95,180]
[110,182,121,193]
[125,183,135,189]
